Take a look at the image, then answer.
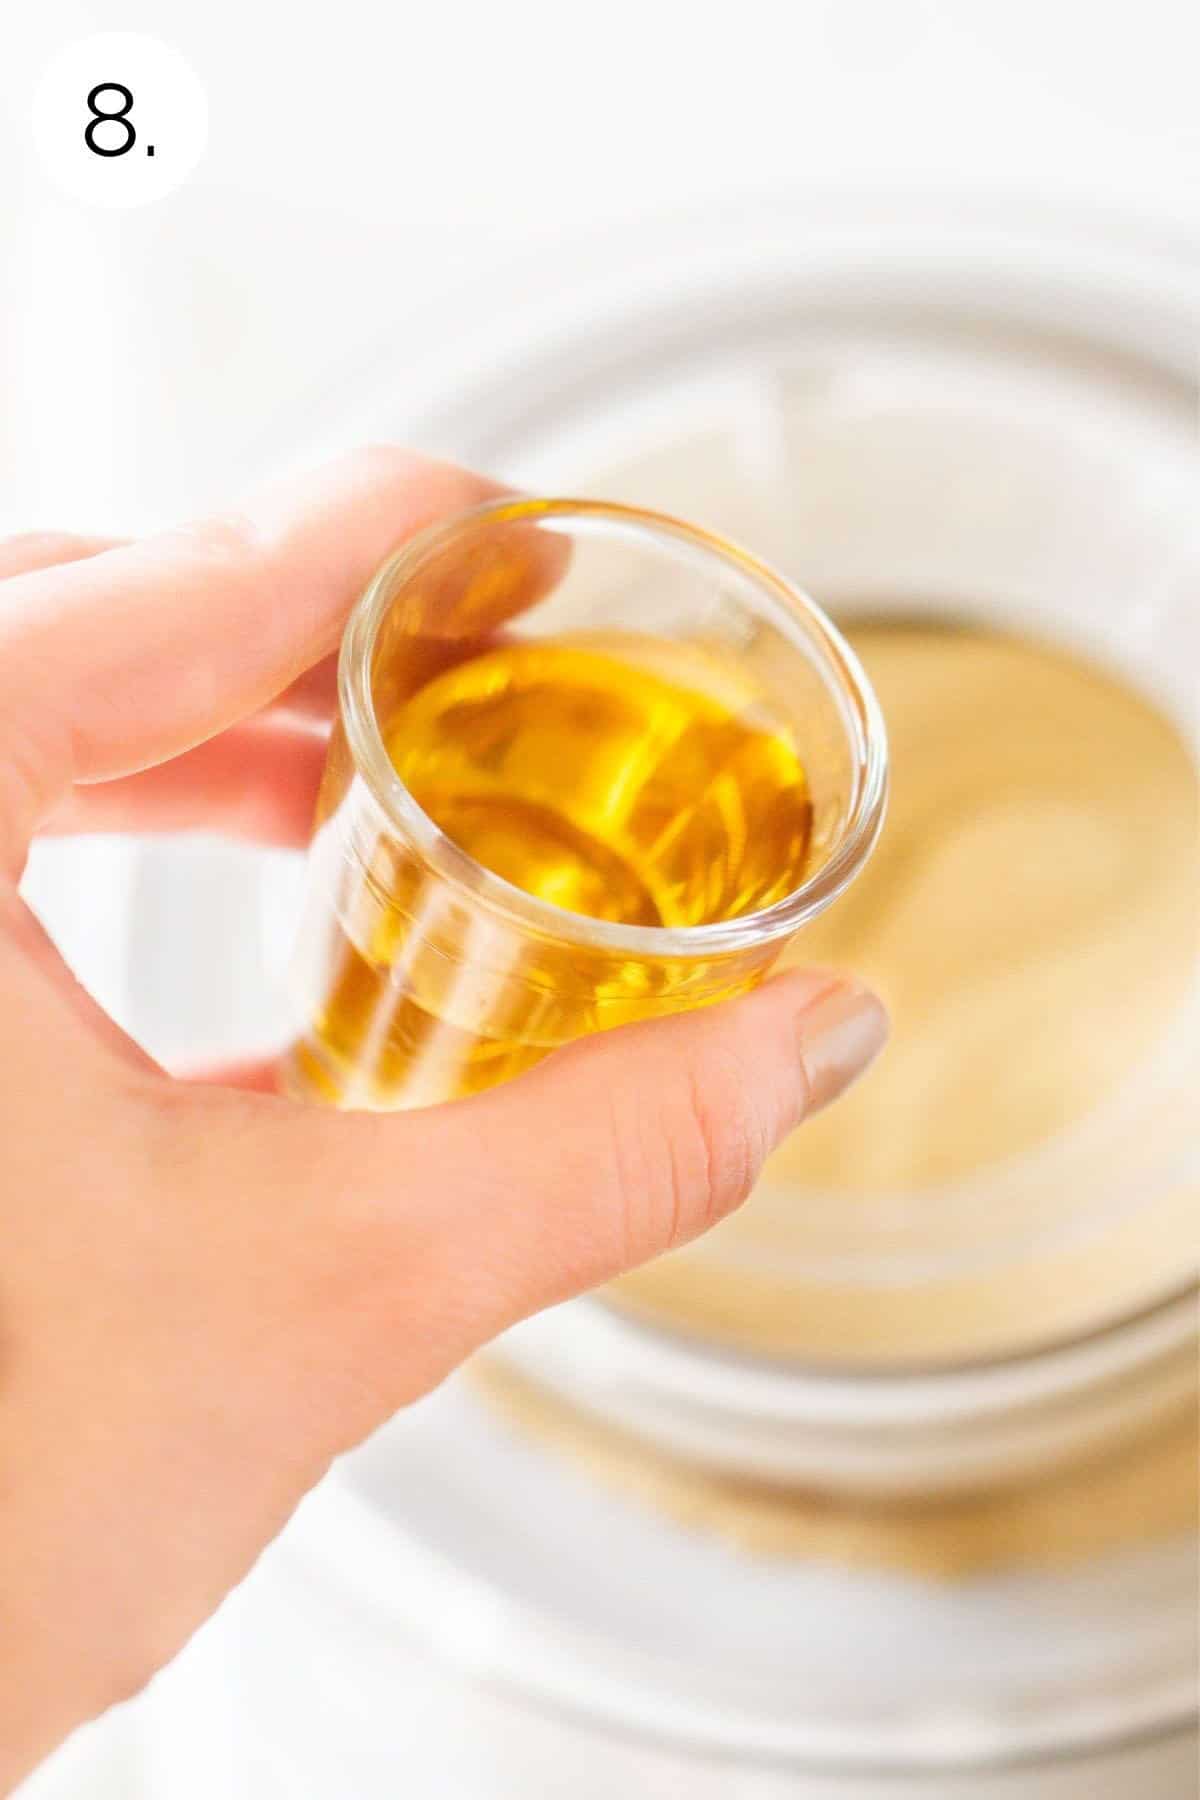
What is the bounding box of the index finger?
[0,450,535,872]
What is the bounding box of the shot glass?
[280,498,887,1110]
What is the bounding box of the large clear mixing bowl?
[386,204,1200,1501]
[288,200,1199,1779]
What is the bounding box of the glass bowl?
[389,201,1200,1495]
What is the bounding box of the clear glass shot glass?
[280,498,887,1110]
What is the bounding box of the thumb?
[301,968,886,1398]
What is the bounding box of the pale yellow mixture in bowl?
[482,616,1198,1563]
[609,618,1199,1365]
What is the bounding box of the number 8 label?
[34,32,207,208]
[85,83,137,157]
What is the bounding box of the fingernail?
[797,981,889,1116]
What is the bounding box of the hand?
[0,449,886,1788]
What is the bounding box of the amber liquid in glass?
[289,638,813,1108]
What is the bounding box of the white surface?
[17,1554,1200,1800]
[2,0,1199,528]
[17,1385,1200,1799]
[324,1382,1199,1770]
[30,32,208,209]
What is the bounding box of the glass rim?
[338,496,889,956]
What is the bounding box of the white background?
[3,2,1198,1794]
[3,0,1198,534]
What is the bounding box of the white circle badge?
[32,32,208,209]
